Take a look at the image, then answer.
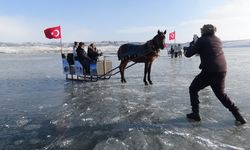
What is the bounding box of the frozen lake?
[0,47,249,150]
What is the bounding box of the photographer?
[184,24,246,124]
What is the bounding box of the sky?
[0,0,250,43]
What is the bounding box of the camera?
[183,34,198,54]
[193,34,199,43]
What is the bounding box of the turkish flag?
[169,31,175,40]
[44,26,61,39]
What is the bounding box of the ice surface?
[0,47,249,149]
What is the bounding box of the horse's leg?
[119,61,125,83]
[144,62,149,85]
[148,62,153,85]
[122,61,128,83]
[119,60,128,83]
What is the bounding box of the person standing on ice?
[176,44,182,58]
[183,24,246,125]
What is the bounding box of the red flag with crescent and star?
[44,26,61,39]
[169,31,175,40]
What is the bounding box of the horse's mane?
[145,38,160,53]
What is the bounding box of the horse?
[117,30,166,85]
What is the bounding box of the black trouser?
[189,71,238,113]
[174,52,178,58]
[79,59,91,74]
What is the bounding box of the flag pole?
[174,30,176,44]
[60,37,63,55]
[59,25,63,55]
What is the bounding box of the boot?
[232,111,247,125]
[186,112,201,121]
[186,105,201,121]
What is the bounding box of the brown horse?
[117,30,166,85]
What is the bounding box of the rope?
[98,61,137,78]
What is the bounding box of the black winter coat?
[184,35,227,72]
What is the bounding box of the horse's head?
[152,30,166,50]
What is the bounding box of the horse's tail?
[117,46,122,60]
[117,44,127,60]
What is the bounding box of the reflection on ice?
[164,130,244,150]
[16,116,29,127]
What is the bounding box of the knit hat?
[201,24,217,36]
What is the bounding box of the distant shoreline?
[0,47,249,55]
[0,40,250,54]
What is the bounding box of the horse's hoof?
[144,82,148,86]
[121,79,127,83]
[149,81,153,85]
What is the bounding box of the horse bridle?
[149,34,165,51]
